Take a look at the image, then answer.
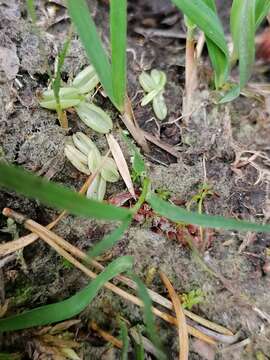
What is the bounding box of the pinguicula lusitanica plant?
[40,65,114,134]
[66,0,148,150]
[139,69,168,120]
[64,132,120,201]
[171,0,270,102]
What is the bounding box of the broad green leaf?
[0,163,131,221]
[88,216,132,258]
[172,0,229,88]
[39,87,82,110]
[131,274,166,360]
[72,65,99,94]
[119,321,129,360]
[66,0,114,106]
[255,0,270,28]
[0,256,133,331]
[75,102,113,134]
[219,84,240,103]
[110,0,127,111]
[148,193,270,233]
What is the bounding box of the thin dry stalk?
[183,29,197,120]
[106,133,135,198]
[90,321,123,349]
[122,97,149,152]
[160,271,189,360]
[2,208,216,345]
[142,131,179,158]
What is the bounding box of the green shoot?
[119,320,129,360]
[110,0,127,111]
[52,28,73,128]
[0,257,133,331]
[67,0,127,111]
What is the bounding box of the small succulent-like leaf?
[39,87,82,110]
[151,69,166,89]
[153,92,167,120]
[75,102,113,133]
[141,88,161,106]
[86,174,106,201]
[139,72,156,92]
[101,157,120,182]
[72,132,97,155]
[64,144,90,175]
[72,65,99,94]
[88,148,102,173]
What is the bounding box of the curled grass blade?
[0,163,131,221]
[66,0,114,106]
[172,0,229,88]
[87,216,132,258]
[0,256,133,332]
[110,0,127,111]
[147,193,270,233]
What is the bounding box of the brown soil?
[1,0,270,359]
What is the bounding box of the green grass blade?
[0,256,133,332]
[202,0,229,88]
[52,30,72,103]
[119,321,129,360]
[148,193,270,233]
[131,274,166,360]
[110,0,127,111]
[0,163,131,221]
[88,216,132,258]
[255,0,270,28]
[134,334,145,360]
[26,0,37,24]
[172,0,229,88]
[237,0,256,89]
[66,0,114,105]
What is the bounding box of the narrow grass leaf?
[66,0,114,106]
[131,274,166,360]
[238,1,256,89]
[255,0,270,28]
[172,0,229,88]
[0,256,133,332]
[148,193,270,233]
[0,163,131,221]
[119,321,129,360]
[52,30,72,116]
[26,0,37,24]
[88,216,132,258]
[110,0,127,111]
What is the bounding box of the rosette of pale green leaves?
[139,69,167,120]
[64,132,119,201]
[39,65,113,134]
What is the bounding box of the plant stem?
[183,26,197,120]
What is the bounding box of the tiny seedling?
[181,289,204,310]
[139,69,168,120]
[39,65,113,134]
[64,132,120,201]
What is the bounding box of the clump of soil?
[1,1,270,359]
